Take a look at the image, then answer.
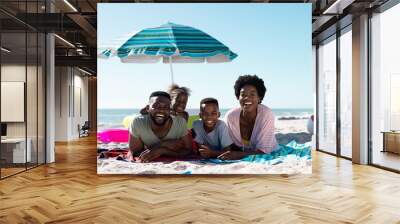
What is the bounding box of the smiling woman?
[224,75,278,159]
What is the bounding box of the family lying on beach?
[128,75,278,162]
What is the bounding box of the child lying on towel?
[192,98,234,159]
[140,84,190,122]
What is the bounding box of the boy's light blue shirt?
[192,119,233,151]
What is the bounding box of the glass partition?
[339,28,352,158]
[317,35,337,155]
[371,4,400,171]
[0,1,46,179]
[1,30,28,178]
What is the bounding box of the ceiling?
[0,0,392,76]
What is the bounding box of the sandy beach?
[275,119,309,134]
[98,155,312,175]
[274,118,313,145]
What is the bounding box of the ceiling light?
[54,34,75,48]
[78,67,92,76]
[76,48,84,55]
[63,0,78,12]
[1,47,11,53]
[323,0,355,15]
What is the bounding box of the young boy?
[192,98,233,159]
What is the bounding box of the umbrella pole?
[169,56,174,84]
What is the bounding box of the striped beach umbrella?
[99,22,238,83]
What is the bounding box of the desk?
[382,131,400,154]
[1,138,31,163]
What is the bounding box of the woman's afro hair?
[234,75,266,102]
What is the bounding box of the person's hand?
[126,150,135,162]
[139,105,149,115]
[138,149,162,162]
[217,150,244,160]
[198,144,217,159]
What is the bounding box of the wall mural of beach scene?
[97,3,313,174]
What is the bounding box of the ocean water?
[98,108,313,129]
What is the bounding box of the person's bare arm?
[217,148,264,160]
[151,138,185,151]
[139,134,192,162]
[222,144,233,152]
[199,144,224,158]
[158,133,192,156]
[128,133,144,158]
[139,105,149,115]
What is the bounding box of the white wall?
[55,66,69,141]
[1,64,46,163]
[1,65,42,137]
[55,67,89,141]
[1,82,25,122]
[1,65,26,138]
[73,73,89,137]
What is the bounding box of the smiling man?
[128,91,192,162]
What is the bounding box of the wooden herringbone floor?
[1,136,400,224]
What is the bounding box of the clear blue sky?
[98,3,312,109]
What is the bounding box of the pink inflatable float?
[97,129,129,143]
